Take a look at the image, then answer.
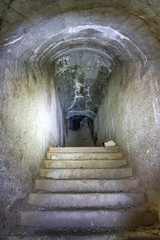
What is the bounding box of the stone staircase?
[8,147,158,239]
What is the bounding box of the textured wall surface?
[0,62,63,236]
[0,0,160,238]
[94,60,160,213]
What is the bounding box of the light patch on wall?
[150,80,160,127]
[35,103,51,142]
[152,98,160,127]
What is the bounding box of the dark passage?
[66,116,95,146]
[68,116,85,130]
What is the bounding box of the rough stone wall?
[0,60,63,237]
[0,0,160,236]
[94,59,160,215]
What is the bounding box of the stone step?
[44,159,127,169]
[47,152,122,160]
[20,209,157,229]
[49,146,120,153]
[7,233,160,240]
[40,168,132,179]
[29,192,145,209]
[35,179,139,192]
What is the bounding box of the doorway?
[65,115,95,146]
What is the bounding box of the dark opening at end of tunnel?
[68,115,85,131]
[66,115,95,147]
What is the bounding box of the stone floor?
[7,225,160,239]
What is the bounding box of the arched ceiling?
[0,0,160,118]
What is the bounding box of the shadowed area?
[0,0,160,238]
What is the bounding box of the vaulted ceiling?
[0,0,160,118]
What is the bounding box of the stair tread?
[44,160,126,162]
[21,206,156,213]
[49,146,120,153]
[30,192,142,195]
[7,234,160,240]
[28,192,146,209]
[47,152,122,160]
[43,159,127,169]
[20,208,157,228]
[35,179,139,192]
[40,168,132,179]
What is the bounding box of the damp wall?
[0,59,64,235]
[94,59,160,215]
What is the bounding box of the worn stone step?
[20,209,157,229]
[47,152,122,160]
[49,146,120,153]
[29,192,145,209]
[44,159,127,169]
[35,179,139,192]
[40,168,132,179]
[7,233,160,240]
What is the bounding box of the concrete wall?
[0,60,63,236]
[94,59,160,214]
[0,1,160,236]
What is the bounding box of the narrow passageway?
[1,1,160,239]
[65,117,95,146]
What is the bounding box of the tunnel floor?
[65,117,94,147]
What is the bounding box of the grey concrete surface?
[0,0,160,238]
[44,159,127,169]
[20,209,157,228]
[40,168,132,179]
[28,192,145,209]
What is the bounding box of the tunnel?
[66,115,94,146]
[0,0,160,238]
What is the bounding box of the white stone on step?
[104,140,116,147]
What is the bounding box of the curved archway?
[1,2,160,237]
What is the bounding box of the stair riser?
[44,160,126,169]
[7,236,160,240]
[40,168,132,179]
[7,234,160,240]
[29,193,145,209]
[35,179,139,192]
[49,147,120,153]
[21,210,157,228]
[47,152,122,160]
